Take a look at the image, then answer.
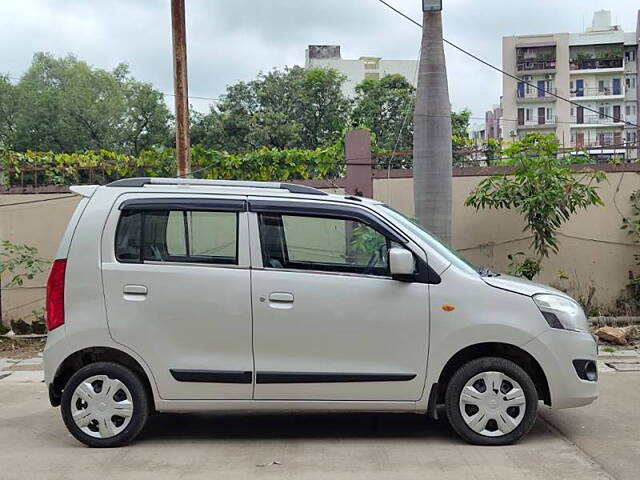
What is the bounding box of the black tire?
[445,357,538,445]
[61,362,150,447]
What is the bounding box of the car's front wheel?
[60,362,150,447]
[445,357,538,445]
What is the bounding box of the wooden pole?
[171,0,191,177]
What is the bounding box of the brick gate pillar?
[344,129,373,198]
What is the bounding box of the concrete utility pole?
[413,0,453,244]
[171,0,191,177]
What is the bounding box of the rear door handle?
[268,292,294,303]
[123,285,148,295]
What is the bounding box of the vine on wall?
[0,143,345,186]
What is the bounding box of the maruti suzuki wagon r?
[43,177,598,447]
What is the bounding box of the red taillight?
[45,259,67,331]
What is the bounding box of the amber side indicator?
[441,304,455,312]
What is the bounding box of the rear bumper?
[524,329,598,409]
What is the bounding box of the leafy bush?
[465,134,605,278]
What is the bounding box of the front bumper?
[524,329,598,409]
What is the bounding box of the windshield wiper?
[477,266,500,277]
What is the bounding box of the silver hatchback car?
[43,178,598,447]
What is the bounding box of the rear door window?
[115,205,238,265]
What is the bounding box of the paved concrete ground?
[541,371,640,480]
[0,382,614,480]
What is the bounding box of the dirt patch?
[0,337,45,359]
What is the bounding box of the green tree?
[451,108,472,165]
[191,66,349,153]
[351,74,415,151]
[121,80,172,155]
[465,134,605,278]
[483,138,502,165]
[10,53,171,154]
[298,68,351,149]
[0,75,16,148]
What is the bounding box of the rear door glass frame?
[114,198,246,266]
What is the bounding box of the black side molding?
[170,369,252,384]
[256,372,416,384]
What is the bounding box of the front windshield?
[380,205,479,276]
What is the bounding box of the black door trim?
[248,200,409,245]
[256,372,416,384]
[120,198,247,212]
[170,369,252,384]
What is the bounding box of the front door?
[538,107,546,125]
[577,106,584,124]
[575,79,584,97]
[102,195,254,400]
[537,80,545,97]
[250,201,430,401]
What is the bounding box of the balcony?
[570,114,626,126]
[569,86,624,99]
[517,116,557,129]
[516,87,557,102]
[572,138,626,150]
[569,58,623,71]
[516,60,556,72]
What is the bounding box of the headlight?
[533,294,589,333]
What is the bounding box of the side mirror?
[389,247,415,280]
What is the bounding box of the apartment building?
[305,45,417,98]
[502,10,639,159]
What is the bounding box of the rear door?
[101,194,254,400]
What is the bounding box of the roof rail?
[105,177,328,196]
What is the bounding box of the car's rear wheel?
[61,362,150,447]
[445,357,538,445]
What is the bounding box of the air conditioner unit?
[524,75,533,82]
[545,74,553,80]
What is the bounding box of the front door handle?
[268,292,294,303]
[123,284,148,295]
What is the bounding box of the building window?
[546,107,553,121]
[364,72,379,80]
[625,49,636,62]
[626,77,636,89]
[598,80,605,93]
[570,107,575,116]
[598,106,605,119]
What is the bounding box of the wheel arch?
[434,342,551,407]
[50,346,156,409]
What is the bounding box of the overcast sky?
[1,0,639,124]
